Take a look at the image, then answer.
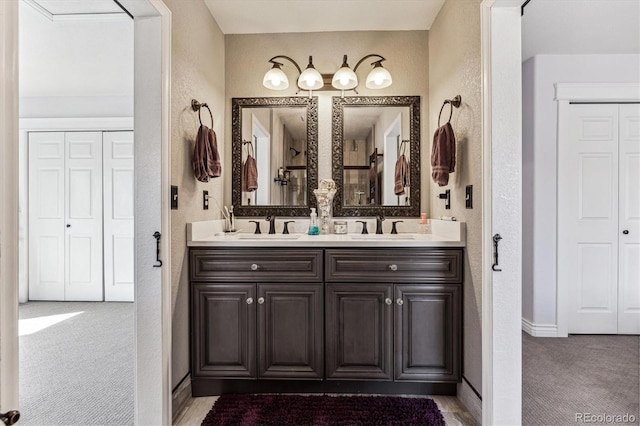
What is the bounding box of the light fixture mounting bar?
[268,55,302,74]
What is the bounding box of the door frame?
[556,82,640,337]
[0,0,20,413]
[0,0,173,423]
[480,1,524,425]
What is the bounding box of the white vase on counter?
[313,179,337,235]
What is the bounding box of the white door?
[565,104,619,333]
[563,103,640,335]
[618,104,640,334]
[64,132,103,301]
[29,131,103,301]
[28,132,66,300]
[103,131,135,302]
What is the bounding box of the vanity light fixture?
[263,55,324,93]
[263,53,392,94]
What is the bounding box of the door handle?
[1,410,20,425]
[153,231,162,267]
[492,233,502,272]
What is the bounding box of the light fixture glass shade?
[263,65,289,90]
[332,55,358,90]
[332,66,358,90]
[298,67,323,91]
[365,63,392,89]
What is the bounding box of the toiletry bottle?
[419,213,431,234]
[229,206,235,231]
[308,208,319,235]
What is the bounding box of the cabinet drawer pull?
[250,263,259,271]
[246,297,254,305]
[389,264,398,271]
[396,298,404,306]
[258,297,265,305]
[385,297,392,305]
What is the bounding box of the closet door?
[565,104,619,334]
[28,132,65,300]
[64,132,103,301]
[103,131,135,302]
[617,104,640,334]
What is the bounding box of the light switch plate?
[465,185,473,209]
[171,186,178,210]
[203,190,209,210]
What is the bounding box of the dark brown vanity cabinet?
[325,249,462,383]
[190,246,462,394]
[190,249,324,381]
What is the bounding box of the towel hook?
[438,95,462,127]
[191,99,214,128]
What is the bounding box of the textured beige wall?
[164,0,226,387]
[225,31,429,211]
[428,0,483,395]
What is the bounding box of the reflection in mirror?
[332,96,420,217]
[232,97,318,217]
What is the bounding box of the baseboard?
[457,379,481,424]
[172,374,192,423]
[522,318,558,337]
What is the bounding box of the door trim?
[0,0,20,412]
[555,82,640,337]
[481,1,524,425]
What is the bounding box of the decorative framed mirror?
[331,96,420,217]
[232,97,318,217]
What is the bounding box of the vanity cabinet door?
[257,283,323,379]
[192,284,256,379]
[325,283,393,380]
[394,284,461,382]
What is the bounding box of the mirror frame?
[232,96,318,217]
[331,95,421,217]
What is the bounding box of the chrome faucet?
[376,214,385,234]
[266,215,276,234]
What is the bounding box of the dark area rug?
[202,394,445,426]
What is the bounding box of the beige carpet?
[523,332,640,425]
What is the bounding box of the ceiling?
[522,0,640,61]
[204,0,445,34]
[24,0,125,17]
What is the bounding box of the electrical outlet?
[466,185,473,209]
[203,190,209,210]
[171,186,178,210]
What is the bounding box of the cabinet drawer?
[325,249,462,283]
[190,249,323,282]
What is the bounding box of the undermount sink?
[237,234,301,240]
[349,234,416,240]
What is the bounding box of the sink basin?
[237,234,301,240]
[349,234,416,240]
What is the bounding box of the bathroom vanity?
[187,220,465,396]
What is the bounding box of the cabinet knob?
[246,297,254,305]
[389,264,398,271]
[258,297,265,305]
[66,224,71,228]
[623,230,629,235]
[385,297,392,305]
[396,298,404,306]
[250,263,259,271]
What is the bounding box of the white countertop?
[187,219,465,248]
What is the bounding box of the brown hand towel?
[242,154,258,192]
[207,127,222,178]
[193,124,213,182]
[430,122,456,186]
[394,154,410,195]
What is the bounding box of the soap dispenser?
[418,212,431,234]
[308,208,319,235]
